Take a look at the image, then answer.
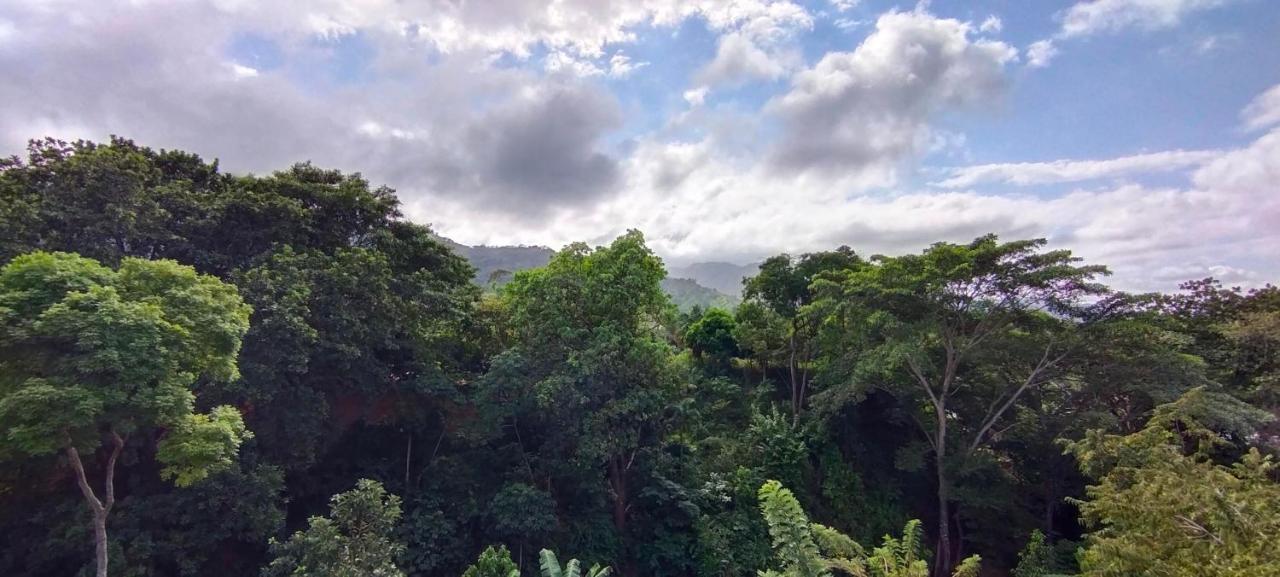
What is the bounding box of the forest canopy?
[1,137,1277,577]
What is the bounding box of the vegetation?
[1,136,1277,577]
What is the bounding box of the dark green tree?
[810,236,1108,575]
[742,248,861,424]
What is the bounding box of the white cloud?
[979,15,1002,34]
[1027,0,1233,67]
[683,87,710,106]
[1059,0,1230,38]
[608,52,647,77]
[829,0,860,11]
[697,32,790,87]
[766,9,1016,180]
[933,149,1222,188]
[1242,83,1280,132]
[545,51,605,76]
[1026,40,1058,68]
[228,62,260,79]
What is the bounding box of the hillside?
[443,239,738,310]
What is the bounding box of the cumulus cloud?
[765,9,1016,180]
[1242,83,1280,132]
[697,32,790,87]
[933,149,1222,188]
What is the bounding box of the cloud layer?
[0,0,1276,291]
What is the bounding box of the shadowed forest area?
[1,138,1278,577]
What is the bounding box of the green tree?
[496,231,678,561]
[263,479,406,577]
[1011,530,1051,577]
[742,248,862,424]
[1067,388,1278,577]
[463,545,521,577]
[685,307,740,373]
[0,252,252,577]
[810,236,1108,575]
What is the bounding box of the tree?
[0,252,252,577]
[742,248,862,424]
[1011,530,1051,577]
[810,236,1108,575]
[463,545,520,577]
[684,307,740,370]
[263,479,406,577]
[1066,388,1278,577]
[496,230,679,573]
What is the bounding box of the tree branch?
[103,430,124,513]
[966,343,1069,456]
[65,443,104,516]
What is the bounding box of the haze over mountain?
[441,237,739,310]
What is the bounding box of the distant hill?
[667,261,760,297]
[661,277,738,311]
[438,237,740,310]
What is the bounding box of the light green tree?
[462,545,521,577]
[263,479,406,577]
[0,251,252,577]
[1067,388,1279,577]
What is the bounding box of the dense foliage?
[1,137,1276,577]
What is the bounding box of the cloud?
[765,9,1016,180]
[696,32,790,87]
[1027,0,1234,67]
[1242,83,1280,132]
[1026,40,1059,68]
[1058,0,1230,38]
[933,149,1222,188]
[979,16,1002,34]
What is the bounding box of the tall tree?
[742,248,861,424]
[0,252,252,577]
[495,231,678,575]
[810,236,1108,575]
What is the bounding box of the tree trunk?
[65,431,123,577]
[92,512,109,577]
[608,457,627,532]
[933,416,952,577]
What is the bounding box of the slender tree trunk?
[934,414,952,577]
[66,431,124,577]
[608,457,627,532]
[92,512,108,577]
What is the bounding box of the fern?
[758,481,980,577]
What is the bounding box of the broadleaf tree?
[0,252,252,577]
[810,236,1109,575]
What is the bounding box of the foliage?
[462,545,520,577]
[685,308,740,368]
[1012,530,1052,577]
[263,479,406,577]
[0,251,251,577]
[757,480,981,577]
[538,549,612,577]
[1066,389,1279,577]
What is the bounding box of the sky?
[1,0,1278,292]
